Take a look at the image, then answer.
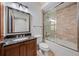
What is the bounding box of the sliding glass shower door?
[43,11,56,41]
[43,2,78,51]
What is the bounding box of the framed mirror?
[7,7,30,33]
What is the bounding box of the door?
[0,2,4,40]
[44,11,56,40]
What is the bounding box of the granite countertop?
[0,40,4,44]
[0,36,37,47]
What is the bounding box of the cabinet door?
[0,44,2,55]
[4,44,20,56]
[20,39,37,56]
[19,43,27,56]
[0,44,4,56]
[19,41,31,56]
[30,39,37,56]
[26,39,37,56]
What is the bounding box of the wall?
[56,3,77,44]
[27,3,43,43]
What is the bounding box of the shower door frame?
[42,2,79,52]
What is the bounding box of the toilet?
[39,42,49,55]
[34,35,49,55]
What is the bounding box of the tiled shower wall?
[56,3,77,44]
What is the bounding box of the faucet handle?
[16,35,18,38]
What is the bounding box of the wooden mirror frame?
[7,7,31,34]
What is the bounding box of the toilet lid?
[39,43,49,49]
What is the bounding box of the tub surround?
[56,3,77,46]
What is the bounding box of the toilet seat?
[39,43,49,51]
[39,43,49,48]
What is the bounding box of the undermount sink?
[13,37,28,42]
[4,40,16,45]
[13,38,24,41]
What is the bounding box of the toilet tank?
[34,35,42,44]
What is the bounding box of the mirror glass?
[8,7,30,33]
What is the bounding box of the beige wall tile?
[56,3,77,44]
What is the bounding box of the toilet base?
[37,49,54,56]
[42,50,49,56]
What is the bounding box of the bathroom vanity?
[0,4,37,56]
[0,36,37,56]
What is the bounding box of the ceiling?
[20,2,45,8]
[5,2,74,13]
[20,2,61,12]
[5,2,61,12]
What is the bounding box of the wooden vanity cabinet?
[3,38,37,56]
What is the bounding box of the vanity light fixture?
[13,2,28,9]
[12,2,29,12]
